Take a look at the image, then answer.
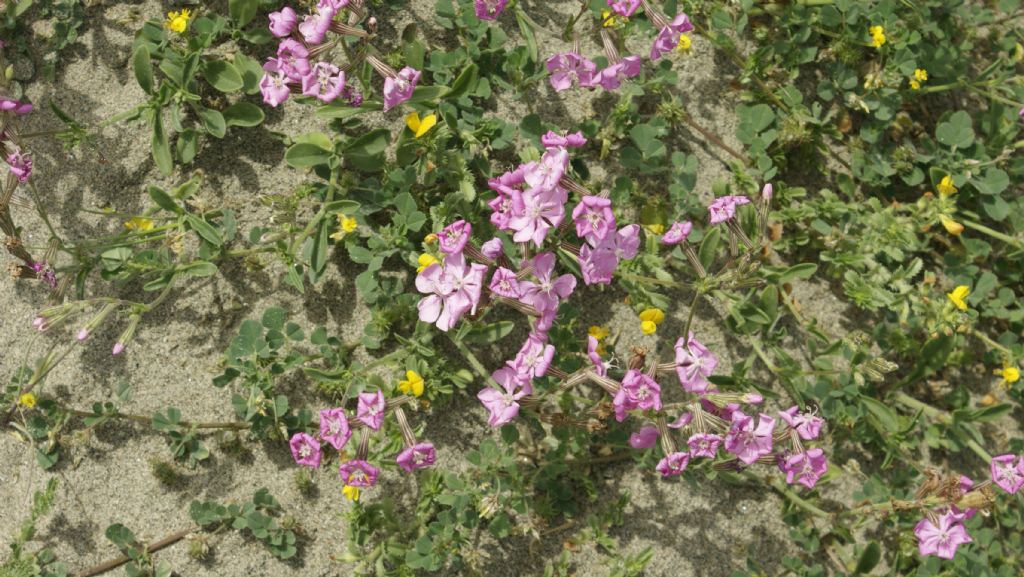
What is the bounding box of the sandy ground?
[0,1,858,576]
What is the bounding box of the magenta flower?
[474,0,508,20]
[396,442,437,472]
[955,476,978,520]
[779,448,828,489]
[540,130,587,149]
[259,69,291,107]
[289,432,322,468]
[339,459,380,487]
[708,195,751,224]
[607,0,641,17]
[415,253,487,331]
[546,52,597,92]
[298,6,335,44]
[508,192,565,247]
[6,149,32,183]
[761,183,773,201]
[668,412,693,429]
[613,369,662,422]
[268,7,297,37]
[319,407,352,450]
[356,391,386,430]
[656,451,691,477]
[572,196,616,242]
[687,433,722,458]
[525,148,570,193]
[650,13,695,60]
[661,221,692,245]
[587,336,609,377]
[990,454,1024,494]
[778,406,824,440]
[319,0,350,8]
[674,332,717,393]
[724,411,775,465]
[383,66,420,111]
[0,97,33,115]
[520,252,577,313]
[595,56,642,90]
[579,224,640,286]
[438,220,471,255]
[301,62,345,102]
[489,267,522,298]
[274,39,311,81]
[915,511,972,559]
[511,332,555,378]
[481,238,504,259]
[630,426,659,449]
[478,367,529,427]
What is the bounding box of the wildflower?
[613,369,662,422]
[540,130,587,149]
[329,215,358,242]
[607,0,640,17]
[708,195,751,224]
[545,52,597,92]
[474,0,508,20]
[589,325,610,341]
[939,216,963,236]
[396,442,437,472]
[909,68,928,90]
[298,5,335,45]
[508,190,566,248]
[273,39,311,81]
[6,149,32,182]
[165,8,191,33]
[869,25,886,48]
[629,426,659,449]
[480,238,504,259]
[525,148,570,194]
[1002,366,1020,384]
[405,111,437,138]
[579,224,641,285]
[677,34,692,52]
[656,452,690,477]
[398,370,425,397]
[338,459,380,487]
[572,196,617,243]
[675,333,717,393]
[289,432,322,468]
[124,217,154,232]
[478,367,529,427]
[661,221,692,246]
[342,485,360,501]
[687,433,722,458]
[319,408,352,450]
[301,62,346,103]
[268,7,297,37]
[586,335,611,377]
[946,285,969,311]
[779,449,828,489]
[639,308,665,335]
[778,406,824,440]
[488,267,522,298]
[594,56,642,91]
[383,67,420,112]
[724,411,775,465]
[601,9,620,27]
[356,391,386,430]
[18,392,36,409]
[0,97,33,115]
[646,224,665,235]
[259,65,292,108]
[415,253,487,331]
[650,13,695,60]
[519,252,577,313]
[915,511,972,559]
[511,332,556,379]
[437,220,471,255]
[416,253,439,273]
[937,175,957,196]
[990,454,1024,494]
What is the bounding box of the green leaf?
[132,45,154,94]
[148,185,182,213]
[324,200,360,214]
[186,215,224,247]
[223,102,264,127]
[860,395,901,433]
[344,128,390,171]
[199,107,226,138]
[202,60,244,93]
[233,53,264,94]
[228,0,258,26]
[151,111,173,175]
[971,168,1009,196]
[444,63,478,100]
[462,321,515,344]
[177,128,199,164]
[179,261,218,277]
[698,226,721,270]
[935,110,975,149]
[285,142,332,168]
[854,542,881,574]
[514,5,538,63]
[262,307,286,330]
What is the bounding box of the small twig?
[74,527,193,577]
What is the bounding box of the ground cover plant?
[1,0,1023,575]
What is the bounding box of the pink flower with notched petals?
[488,267,521,298]
[269,7,297,37]
[546,52,597,92]
[687,433,722,458]
[541,130,587,149]
[587,336,609,377]
[520,253,576,313]
[474,0,508,20]
[613,369,662,422]
[416,253,488,331]
[338,460,380,487]
[779,448,828,489]
[260,61,292,107]
[478,367,530,427]
[595,56,642,90]
[630,426,659,449]
[708,195,751,224]
[579,224,640,285]
[383,67,420,111]
[650,13,695,60]
[990,454,1024,494]
[661,221,692,245]
[273,39,311,81]
[915,511,972,559]
[656,451,690,477]
[438,220,472,255]
[779,406,824,440]
[481,238,504,259]
[6,149,32,182]
[298,6,335,45]
[319,407,352,450]
[674,332,717,393]
[289,432,322,468]
[319,0,350,9]
[511,332,555,378]
[525,148,570,193]
[301,62,345,103]
[508,192,565,247]
[607,0,641,17]
[724,411,774,465]
[572,196,616,243]
[357,391,386,430]
[396,442,436,472]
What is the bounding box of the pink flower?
[778,406,824,440]
[708,195,751,224]
[488,267,521,298]
[525,148,570,193]
[416,253,488,331]
[546,52,597,92]
[572,196,616,243]
[289,432,322,468]
[511,332,555,379]
[613,369,662,422]
[506,184,567,246]
[661,221,692,245]
[438,220,471,255]
[650,13,695,60]
[383,66,420,111]
[668,412,692,429]
[629,426,659,449]
[915,511,972,559]
[724,411,775,465]
[474,0,508,20]
[275,39,311,81]
[478,367,529,427]
[540,130,587,149]
[319,0,350,9]
[319,407,351,450]
[6,149,32,182]
[656,451,691,477]
[268,7,297,37]
[396,442,437,472]
[301,62,345,102]
[674,333,717,393]
[595,56,642,91]
[990,454,1024,494]
[487,166,529,229]
[0,97,33,115]
[298,6,335,44]
[520,252,576,313]
[579,224,640,285]
[954,476,978,520]
[761,183,773,201]
[481,238,504,259]
[779,448,828,489]
[338,459,380,487]
[356,391,386,430]
[259,66,291,107]
[587,336,609,377]
[607,0,640,17]
[687,433,722,458]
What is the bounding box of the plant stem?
[450,334,498,387]
[73,527,193,577]
[65,408,250,430]
[959,218,1022,248]
[682,113,750,165]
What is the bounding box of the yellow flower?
[869,25,886,48]
[601,9,624,27]
[677,34,692,52]
[645,224,665,235]
[342,485,360,501]
[424,233,438,244]
[640,321,658,335]
[937,175,957,197]
[914,68,928,82]
[405,112,437,138]
[1002,366,1020,384]
[124,217,155,232]
[416,253,439,273]
[946,285,970,311]
[939,216,963,236]
[18,392,36,409]
[639,308,665,334]
[330,216,358,241]
[165,8,191,33]
[398,370,424,397]
[588,325,610,341]
[909,79,921,90]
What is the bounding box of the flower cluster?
[288,392,435,501]
[260,1,419,111]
